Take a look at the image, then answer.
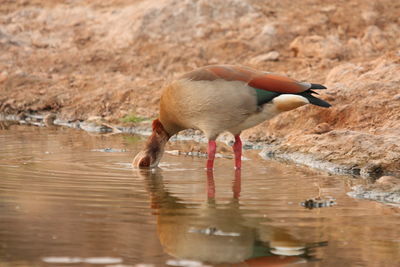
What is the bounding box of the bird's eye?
[138,156,151,168]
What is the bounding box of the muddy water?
[0,123,399,267]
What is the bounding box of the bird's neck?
[143,119,170,167]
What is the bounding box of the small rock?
[290,35,344,59]
[361,11,379,25]
[0,71,8,83]
[255,24,278,48]
[320,5,336,13]
[376,176,400,186]
[43,113,56,126]
[360,163,384,179]
[261,24,276,36]
[87,116,102,122]
[362,26,387,52]
[250,51,280,64]
[393,94,400,100]
[80,122,113,133]
[166,150,180,156]
[301,197,336,209]
[312,123,332,134]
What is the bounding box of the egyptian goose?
[133,65,331,169]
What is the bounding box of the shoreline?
[2,111,399,206]
[0,111,396,178]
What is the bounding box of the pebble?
[376,176,400,185]
[250,51,280,64]
[360,163,383,179]
[43,113,56,126]
[0,71,8,83]
[312,122,332,134]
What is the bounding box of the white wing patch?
[273,94,309,111]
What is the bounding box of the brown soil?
[1,0,399,177]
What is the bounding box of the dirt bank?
[1,1,399,182]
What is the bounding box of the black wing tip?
[299,92,332,108]
[310,83,327,89]
[309,96,331,108]
[313,98,332,108]
[318,101,332,108]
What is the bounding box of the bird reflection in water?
[139,169,327,266]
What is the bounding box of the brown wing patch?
[208,65,252,82]
[181,65,306,93]
[249,74,305,93]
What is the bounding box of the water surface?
[0,123,399,267]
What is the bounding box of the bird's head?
[133,119,170,169]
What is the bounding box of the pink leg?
[206,169,215,199]
[233,135,242,169]
[206,140,217,170]
[233,169,241,199]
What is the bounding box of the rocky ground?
[1,1,399,202]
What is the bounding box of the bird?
[133,65,331,170]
